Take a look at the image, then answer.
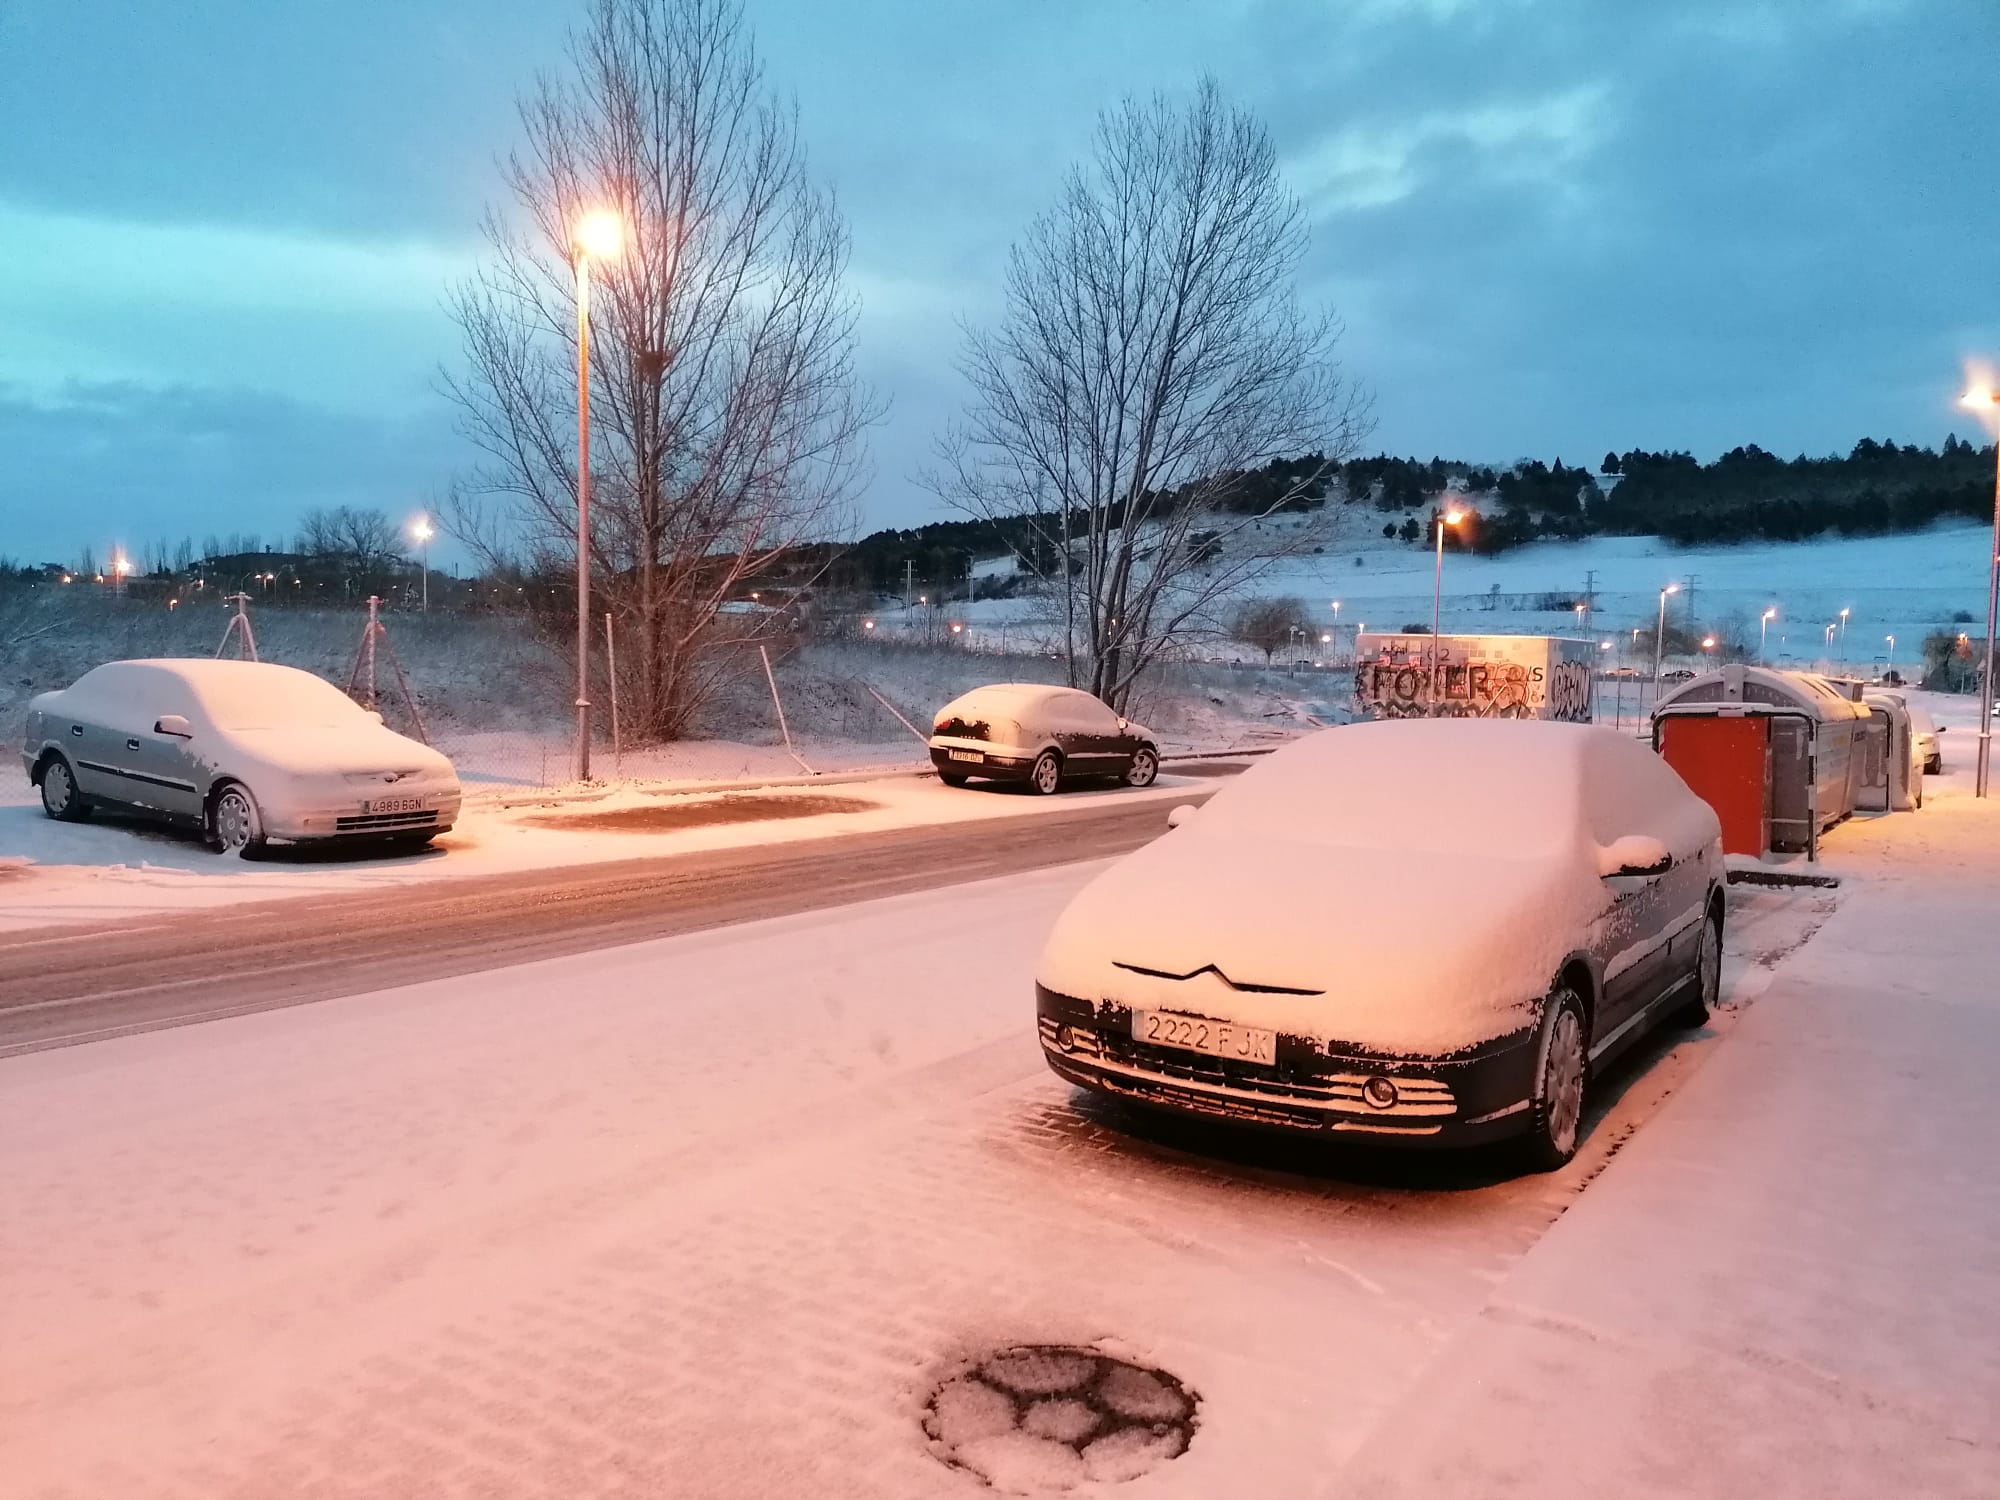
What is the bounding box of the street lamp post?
[1838,606,1851,669]
[1885,634,1896,676]
[1759,606,1776,664]
[1652,583,1680,687]
[572,208,622,782]
[1431,509,1465,714]
[1960,383,2000,796]
[410,515,434,615]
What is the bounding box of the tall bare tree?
[298,506,397,563]
[444,0,877,741]
[929,79,1369,709]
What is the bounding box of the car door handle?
[70,724,84,738]
[126,738,142,751]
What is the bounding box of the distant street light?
[1759,606,1777,664]
[1885,633,1896,674]
[1652,583,1680,686]
[573,207,623,781]
[410,515,434,615]
[1838,605,1851,663]
[1702,635,1717,653]
[1959,381,2000,795]
[1430,509,1465,714]
[1329,599,1341,625]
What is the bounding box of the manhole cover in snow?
[922,1345,1198,1492]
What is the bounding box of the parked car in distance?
[1868,689,1944,774]
[1659,667,1697,683]
[23,659,461,855]
[929,684,1159,795]
[1034,718,1725,1171]
[1905,704,1943,774]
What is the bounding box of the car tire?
[39,755,91,822]
[1925,755,1941,776]
[938,770,970,788]
[1675,908,1722,1028]
[1028,750,1063,796]
[209,782,266,857]
[1125,746,1160,788]
[1519,982,1589,1173]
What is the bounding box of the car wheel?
[209,783,265,857]
[938,770,970,788]
[1520,983,1589,1173]
[1676,908,1722,1028]
[39,755,91,822]
[1925,755,1941,775]
[1125,747,1159,788]
[1029,750,1063,796]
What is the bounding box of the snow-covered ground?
[0,843,1822,1498]
[0,763,1210,932]
[945,518,1994,670]
[10,700,1996,1494]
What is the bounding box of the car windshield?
[1195,722,1585,860]
[189,669,368,731]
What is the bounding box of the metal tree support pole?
[1979,437,2000,798]
[574,253,594,783]
[604,612,620,777]
[215,593,259,661]
[759,644,814,774]
[346,596,383,709]
[865,684,930,744]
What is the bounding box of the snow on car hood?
[1037,829,1611,1057]
[218,723,457,781]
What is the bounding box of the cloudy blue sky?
[2,0,1994,569]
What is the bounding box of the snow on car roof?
[119,658,368,730]
[939,683,1092,713]
[1197,718,1605,857]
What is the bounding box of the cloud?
[1285,84,1612,213]
[0,380,467,566]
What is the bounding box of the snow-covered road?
[0,857,1798,1498]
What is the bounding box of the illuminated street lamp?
[1959,381,2000,795]
[1430,509,1465,714]
[572,207,623,780]
[112,553,132,597]
[1702,635,1717,653]
[1838,605,1851,663]
[1652,583,1680,686]
[1759,606,1777,664]
[410,515,434,615]
[1885,633,1896,674]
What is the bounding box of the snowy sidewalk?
[1334,780,2000,1498]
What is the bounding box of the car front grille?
[334,810,440,833]
[1040,1017,1456,1120]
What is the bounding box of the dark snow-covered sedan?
[1034,718,1724,1170]
[929,684,1160,794]
[23,659,461,855]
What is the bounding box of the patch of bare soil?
[525,793,877,834]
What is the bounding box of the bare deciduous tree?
[1229,595,1314,665]
[929,78,1369,710]
[443,0,877,742]
[297,506,398,563]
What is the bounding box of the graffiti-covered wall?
[1354,635,1596,722]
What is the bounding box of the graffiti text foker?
[1353,634,1598,723]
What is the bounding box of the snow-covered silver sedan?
[1035,719,1724,1171]
[22,659,461,855]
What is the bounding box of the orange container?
[1660,714,1771,857]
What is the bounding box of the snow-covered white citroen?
[23,659,461,855]
[1035,719,1724,1169]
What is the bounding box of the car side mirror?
[1117,717,1128,730]
[1597,835,1671,878]
[1166,804,1195,829]
[153,714,193,738]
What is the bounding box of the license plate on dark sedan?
[948,749,983,763]
[1131,1010,1276,1064]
